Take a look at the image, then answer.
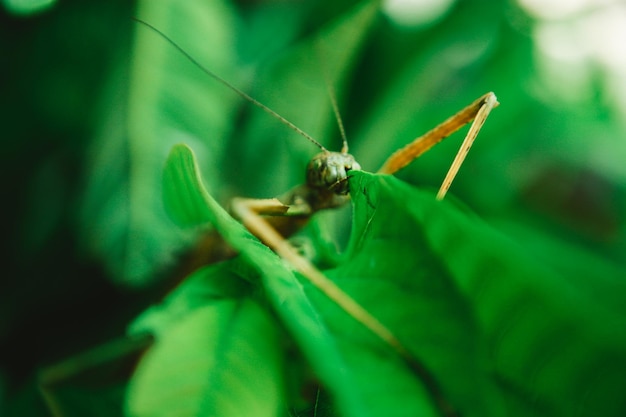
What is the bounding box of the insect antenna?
[315,42,350,154]
[327,81,349,154]
[132,18,328,152]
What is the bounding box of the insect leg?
[436,92,499,200]
[377,92,499,199]
[230,197,403,352]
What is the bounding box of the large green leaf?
[79,0,239,285]
[344,170,626,417]
[126,300,284,417]
[303,172,507,417]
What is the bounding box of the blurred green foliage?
[2,0,625,416]
[2,0,55,16]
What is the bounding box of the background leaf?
[79,0,240,286]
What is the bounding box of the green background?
[2,0,625,415]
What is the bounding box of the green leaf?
[79,0,239,285]
[126,301,284,417]
[345,170,626,417]
[298,171,507,417]
[162,143,219,228]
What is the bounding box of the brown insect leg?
[436,92,499,200]
[377,92,499,181]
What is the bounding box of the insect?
[135,18,498,417]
